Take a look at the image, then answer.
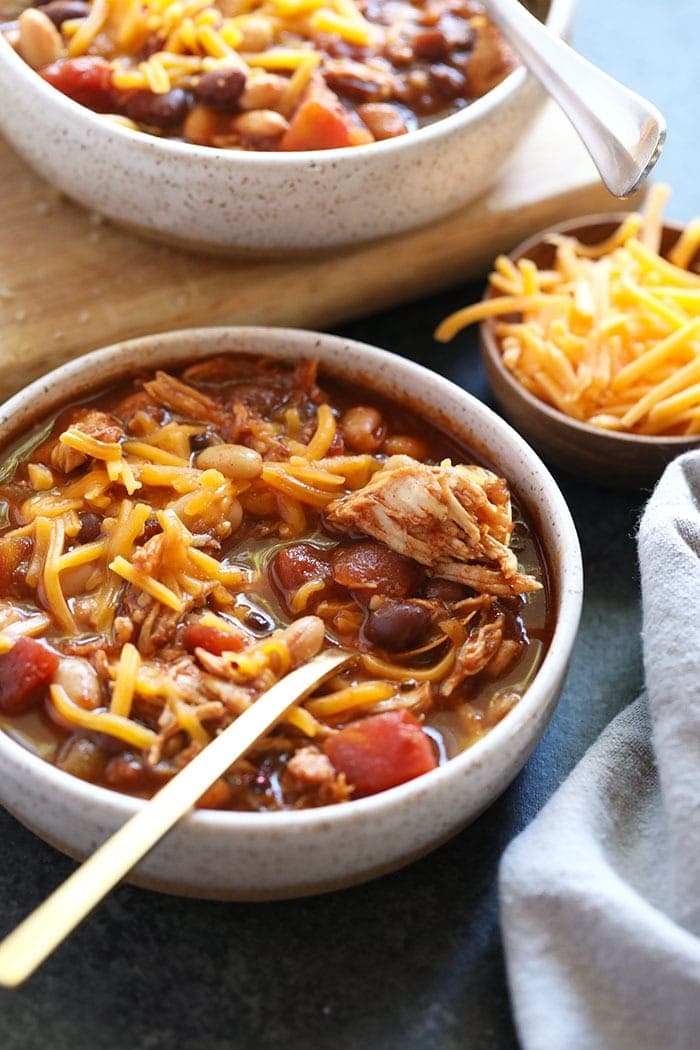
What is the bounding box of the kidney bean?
[340,405,386,453]
[17,8,62,70]
[363,600,431,652]
[430,63,467,100]
[124,88,189,130]
[40,0,89,27]
[194,67,246,111]
[189,430,211,453]
[412,28,449,61]
[77,510,102,543]
[332,542,420,600]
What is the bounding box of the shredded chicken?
[326,455,540,596]
[50,409,123,474]
[440,612,506,697]
[282,745,352,807]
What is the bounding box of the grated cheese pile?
[436,186,700,436]
[61,0,376,96]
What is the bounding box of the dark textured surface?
[1,3,698,1047]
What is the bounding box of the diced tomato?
[273,544,333,592]
[280,97,354,151]
[323,710,438,798]
[0,637,59,715]
[182,623,245,656]
[40,58,118,113]
[332,541,420,600]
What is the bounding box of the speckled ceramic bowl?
[0,327,583,899]
[0,2,574,254]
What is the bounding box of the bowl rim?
[480,212,700,449]
[0,326,583,835]
[0,0,573,165]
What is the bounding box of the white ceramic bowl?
[0,327,583,899]
[0,1,574,254]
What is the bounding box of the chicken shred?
[326,456,540,597]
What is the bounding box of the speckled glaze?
[0,2,574,253]
[0,328,582,899]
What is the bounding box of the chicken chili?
[1,0,517,149]
[0,354,550,809]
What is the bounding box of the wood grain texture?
[0,101,641,401]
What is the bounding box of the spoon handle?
[483,0,665,197]
[0,647,352,988]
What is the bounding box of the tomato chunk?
[182,623,245,656]
[273,544,332,591]
[323,710,437,797]
[280,97,353,151]
[40,58,118,113]
[0,637,59,715]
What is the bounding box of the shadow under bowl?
[480,216,700,489]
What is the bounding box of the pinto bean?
[283,615,326,666]
[233,108,289,141]
[195,443,263,480]
[340,406,386,453]
[124,88,189,129]
[53,657,101,709]
[239,72,287,112]
[382,434,429,459]
[183,103,218,146]
[356,103,408,141]
[194,67,247,111]
[237,15,274,52]
[18,8,62,70]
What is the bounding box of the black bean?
[40,0,89,27]
[135,518,162,546]
[363,601,431,652]
[77,511,102,544]
[124,88,189,130]
[423,577,471,604]
[189,430,211,453]
[244,609,272,633]
[194,67,247,111]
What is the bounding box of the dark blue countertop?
[1,2,698,1047]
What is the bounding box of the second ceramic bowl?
[0,1,574,254]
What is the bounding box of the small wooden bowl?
[479,215,700,488]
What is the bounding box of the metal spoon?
[0,646,353,988]
[483,0,666,197]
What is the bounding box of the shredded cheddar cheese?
[436,186,700,436]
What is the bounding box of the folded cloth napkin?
[499,451,700,1050]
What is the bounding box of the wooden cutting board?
[0,101,641,401]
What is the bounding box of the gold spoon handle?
[0,648,352,988]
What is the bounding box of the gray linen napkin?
[499,451,700,1050]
